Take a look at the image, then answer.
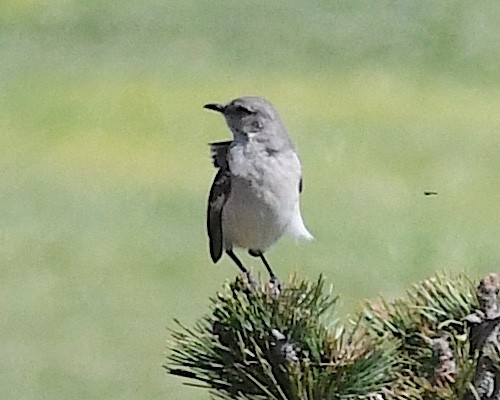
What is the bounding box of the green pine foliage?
[166,272,499,399]
[363,273,479,399]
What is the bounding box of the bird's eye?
[251,120,263,130]
[235,105,253,114]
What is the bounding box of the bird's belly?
[222,180,293,251]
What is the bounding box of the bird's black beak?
[204,103,225,113]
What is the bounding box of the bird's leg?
[257,254,275,279]
[259,254,282,295]
[226,249,249,274]
[249,250,281,293]
[226,249,255,285]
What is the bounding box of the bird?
[204,96,313,286]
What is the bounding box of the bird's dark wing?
[207,142,232,263]
[299,176,303,194]
[209,141,232,169]
[207,169,231,262]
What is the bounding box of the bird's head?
[204,96,284,143]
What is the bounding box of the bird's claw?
[268,276,282,297]
[245,271,258,289]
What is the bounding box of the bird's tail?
[286,212,314,241]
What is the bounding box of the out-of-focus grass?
[0,1,499,399]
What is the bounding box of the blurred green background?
[1,1,499,399]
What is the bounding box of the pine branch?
[165,272,500,399]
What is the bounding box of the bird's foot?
[267,276,282,297]
[231,271,257,294]
[244,271,258,289]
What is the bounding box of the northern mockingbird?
[205,96,313,284]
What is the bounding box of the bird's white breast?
[222,144,308,251]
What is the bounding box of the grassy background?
[1,1,499,399]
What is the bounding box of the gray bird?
[205,96,313,284]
